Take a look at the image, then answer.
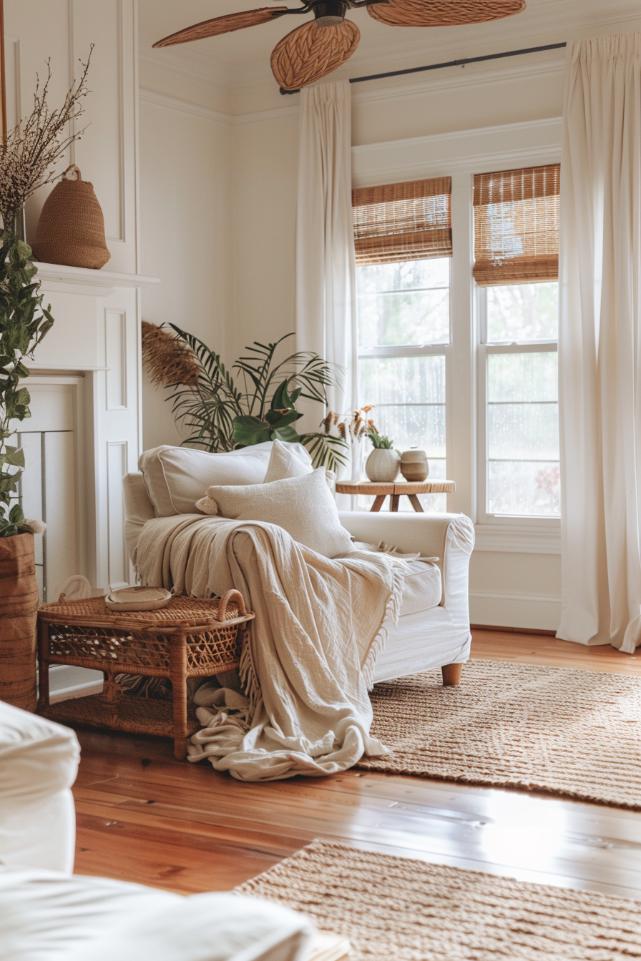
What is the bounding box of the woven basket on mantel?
[33,164,110,270]
[0,533,39,711]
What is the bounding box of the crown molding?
[138,48,229,90]
[139,87,231,126]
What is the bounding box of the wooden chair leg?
[441,662,463,687]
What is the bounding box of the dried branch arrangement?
[321,405,377,442]
[0,48,93,231]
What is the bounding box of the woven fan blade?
[271,20,360,91]
[367,0,525,28]
[154,9,290,47]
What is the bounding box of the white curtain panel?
[558,34,641,652]
[295,80,356,429]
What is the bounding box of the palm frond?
[300,432,349,472]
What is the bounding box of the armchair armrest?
[339,511,474,616]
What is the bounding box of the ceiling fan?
[154,0,527,92]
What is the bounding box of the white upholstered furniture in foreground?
[1,871,311,961]
[0,700,80,874]
[124,443,474,685]
[0,700,312,961]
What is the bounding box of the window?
[353,179,452,510]
[479,283,560,517]
[351,163,561,524]
[474,165,561,520]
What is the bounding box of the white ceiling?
[138,0,641,92]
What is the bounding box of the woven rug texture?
[237,840,641,961]
[357,659,641,808]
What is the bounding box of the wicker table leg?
[170,632,188,760]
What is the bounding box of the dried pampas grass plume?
[141,321,200,387]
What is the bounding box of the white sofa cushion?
[197,470,354,559]
[139,444,276,516]
[264,440,313,482]
[0,702,80,873]
[0,868,311,961]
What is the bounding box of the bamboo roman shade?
[352,177,452,265]
[473,164,560,285]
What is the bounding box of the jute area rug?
[238,840,641,961]
[358,659,641,809]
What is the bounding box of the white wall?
[138,91,231,450]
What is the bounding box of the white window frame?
[476,287,560,532]
[352,122,562,554]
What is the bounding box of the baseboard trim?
[470,590,560,632]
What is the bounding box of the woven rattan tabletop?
[38,592,253,629]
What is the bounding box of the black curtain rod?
[280,41,567,94]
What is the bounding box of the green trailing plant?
[0,237,54,537]
[367,427,395,450]
[142,324,349,472]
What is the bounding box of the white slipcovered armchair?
[124,442,474,686]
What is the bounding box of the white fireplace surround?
[26,264,158,700]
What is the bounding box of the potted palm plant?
[142,324,350,471]
[0,55,90,709]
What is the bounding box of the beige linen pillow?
[264,440,313,482]
[196,469,353,558]
[264,439,337,490]
[139,443,274,516]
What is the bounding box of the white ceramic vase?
[365,448,401,482]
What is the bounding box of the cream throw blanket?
[135,515,405,781]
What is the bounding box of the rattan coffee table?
[37,590,254,759]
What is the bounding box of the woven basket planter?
[33,165,110,270]
[0,533,39,711]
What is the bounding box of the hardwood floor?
[73,631,641,900]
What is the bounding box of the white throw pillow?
[139,443,274,516]
[264,439,313,482]
[197,469,354,558]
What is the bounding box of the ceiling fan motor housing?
[312,0,348,27]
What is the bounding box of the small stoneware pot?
[366,448,401,482]
[400,449,429,482]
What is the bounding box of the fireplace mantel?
[35,262,159,298]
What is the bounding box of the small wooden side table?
[335,479,456,513]
[37,590,254,759]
